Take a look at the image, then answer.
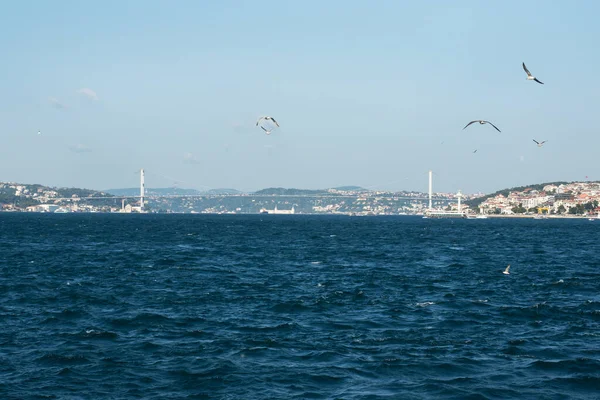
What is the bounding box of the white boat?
[466,214,487,219]
[589,213,600,221]
[425,210,466,219]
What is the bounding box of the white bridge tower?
[140,168,145,213]
[428,170,433,210]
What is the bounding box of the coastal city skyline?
[3,175,599,217]
[2,2,600,193]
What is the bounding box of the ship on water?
[259,205,296,215]
[425,209,466,218]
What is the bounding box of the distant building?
[25,204,60,212]
[554,193,573,201]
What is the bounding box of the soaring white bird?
[256,116,280,127]
[522,63,544,84]
[533,139,547,147]
[463,120,501,133]
[503,265,511,275]
[37,130,41,135]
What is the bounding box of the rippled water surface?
[1,214,599,399]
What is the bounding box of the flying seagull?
[256,116,280,127]
[503,265,511,275]
[522,63,544,84]
[463,120,501,133]
[533,139,547,147]
[473,149,478,153]
[37,130,41,135]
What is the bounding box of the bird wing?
[484,121,501,132]
[269,117,280,127]
[522,62,532,76]
[463,121,478,130]
[541,140,547,144]
[534,78,544,84]
[473,149,477,153]
[256,116,264,126]
[260,126,269,133]
[505,265,510,273]
[533,139,539,144]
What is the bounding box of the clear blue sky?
[1,0,599,193]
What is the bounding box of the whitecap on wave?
[416,301,435,307]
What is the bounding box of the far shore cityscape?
[2,170,599,218]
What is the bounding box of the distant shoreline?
[480,214,590,219]
[0,210,596,219]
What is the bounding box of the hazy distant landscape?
[2,179,599,217]
[1,180,464,214]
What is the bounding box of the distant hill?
[205,188,242,195]
[254,187,329,196]
[465,181,571,208]
[0,182,111,208]
[105,187,204,196]
[55,187,112,198]
[332,186,367,192]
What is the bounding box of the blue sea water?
[1,214,599,399]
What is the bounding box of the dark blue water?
[1,214,599,399]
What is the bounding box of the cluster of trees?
[566,201,599,215]
[0,187,38,208]
[511,203,528,214]
[509,201,598,215]
[0,193,38,208]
